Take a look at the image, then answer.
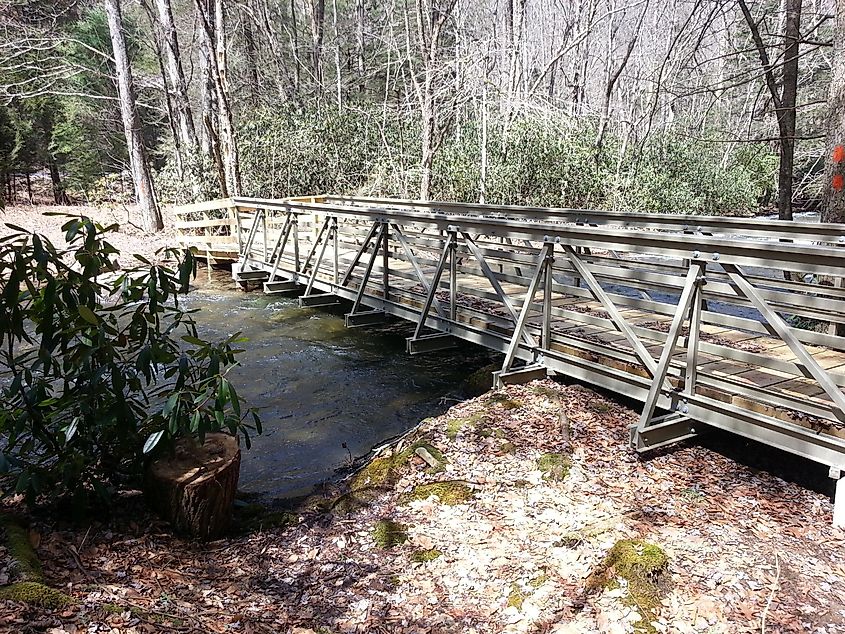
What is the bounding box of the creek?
[184,272,491,503]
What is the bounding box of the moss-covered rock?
[372,519,407,548]
[536,452,571,481]
[486,392,523,410]
[499,441,516,454]
[410,548,442,563]
[445,412,486,440]
[0,582,72,608]
[404,481,474,506]
[350,456,397,491]
[0,515,42,582]
[396,440,446,473]
[586,539,668,633]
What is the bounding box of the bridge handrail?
[323,195,845,244]
[279,198,845,277]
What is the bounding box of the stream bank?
[3,378,845,634]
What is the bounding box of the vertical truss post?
[382,221,390,300]
[234,204,243,254]
[292,216,300,273]
[332,217,339,284]
[449,229,458,321]
[502,241,553,373]
[412,229,453,340]
[542,242,555,349]
[683,273,705,397]
[632,263,704,448]
[262,209,268,263]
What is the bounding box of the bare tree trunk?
[595,0,649,154]
[242,8,261,106]
[311,0,325,92]
[194,0,242,196]
[738,0,802,221]
[104,0,163,233]
[154,0,198,151]
[413,0,457,201]
[356,0,366,93]
[49,160,69,204]
[199,0,217,155]
[823,0,845,223]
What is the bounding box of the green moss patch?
[1,515,42,582]
[536,452,571,481]
[372,519,408,548]
[530,385,562,399]
[445,412,487,440]
[350,456,397,491]
[396,440,446,473]
[486,392,523,410]
[410,548,442,563]
[0,582,72,609]
[586,539,668,633]
[507,582,526,609]
[404,481,474,506]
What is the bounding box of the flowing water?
[184,272,492,503]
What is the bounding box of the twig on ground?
[761,551,781,633]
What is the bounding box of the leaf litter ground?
[2,379,844,634]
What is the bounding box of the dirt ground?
[0,203,178,266]
[1,379,843,634]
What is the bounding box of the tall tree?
[738,0,803,220]
[411,0,457,200]
[194,0,242,196]
[103,0,162,232]
[823,0,845,224]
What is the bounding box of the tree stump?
[144,433,240,540]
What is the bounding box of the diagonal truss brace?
[632,263,705,447]
[561,245,663,381]
[501,242,554,372]
[240,208,265,271]
[412,229,456,340]
[350,223,387,314]
[303,216,336,296]
[722,263,845,423]
[391,224,445,318]
[462,232,538,349]
[266,212,295,282]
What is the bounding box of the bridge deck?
[174,195,845,522]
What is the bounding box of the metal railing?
[173,196,845,480]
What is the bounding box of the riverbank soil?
[1,379,843,633]
[0,204,177,266]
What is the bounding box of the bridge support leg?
[345,310,387,327]
[631,262,704,451]
[406,333,457,355]
[493,365,548,388]
[831,468,845,528]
